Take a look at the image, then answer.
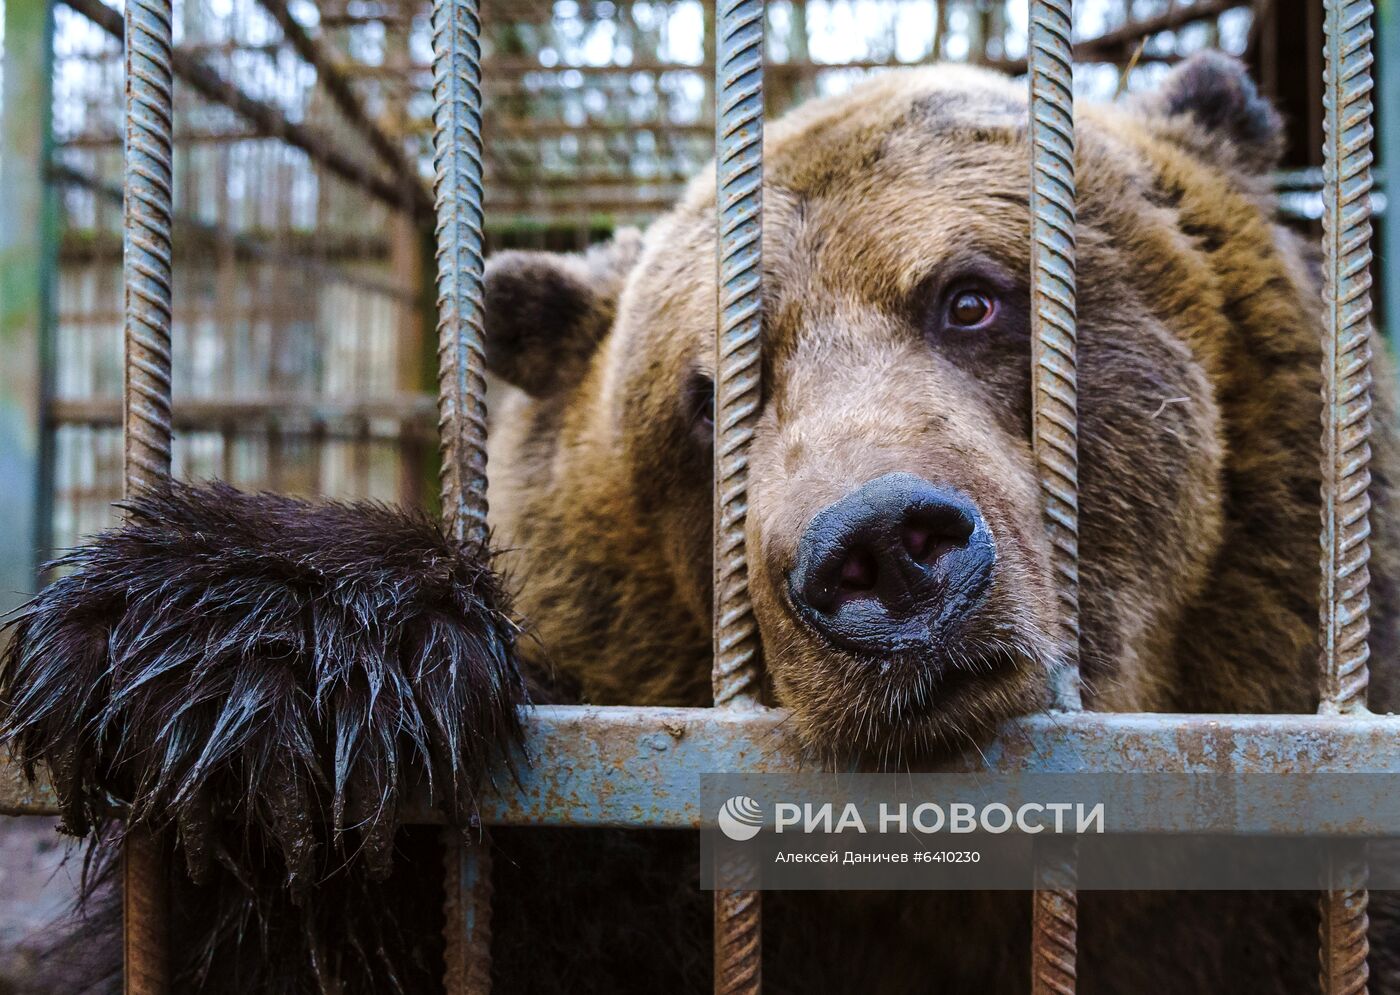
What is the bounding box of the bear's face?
[486,57,1292,761]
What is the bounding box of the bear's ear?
[1134,51,1283,173]
[484,227,643,397]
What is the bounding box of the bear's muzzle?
[787,471,997,657]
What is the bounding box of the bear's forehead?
[635,73,1051,343]
[681,66,1035,221]
[622,67,1173,369]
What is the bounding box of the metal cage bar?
[713,0,766,988]
[444,832,494,994]
[20,709,1400,825]
[1319,0,1377,990]
[121,0,176,985]
[1027,0,1080,992]
[712,0,765,715]
[1319,0,1377,721]
[1028,0,1082,714]
[429,0,494,986]
[122,0,175,497]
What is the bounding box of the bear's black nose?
[788,472,995,654]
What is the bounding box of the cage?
[1,0,1400,991]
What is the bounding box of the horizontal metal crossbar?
[7,706,1400,827]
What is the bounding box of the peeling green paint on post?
[0,0,56,614]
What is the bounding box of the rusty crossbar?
[0,0,1385,992]
[13,709,1400,825]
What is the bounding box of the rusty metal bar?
[1028,0,1079,990]
[123,0,174,496]
[1319,0,1376,718]
[1031,838,1077,995]
[431,0,490,550]
[255,0,432,217]
[1319,0,1377,990]
[713,0,766,986]
[1032,836,1078,993]
[14,710,1400,822]
[443,829,493,994]
[712,0,764,717]
[123,832,169,995]
[714,888,760,993]
[120,0,175,986]
[1029,0,1081,709]
[60,0,419,217]
[429,0,493,982]
[1322,848,1371,995]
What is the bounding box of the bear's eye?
[945,287,997,329]
[684,371,715,446]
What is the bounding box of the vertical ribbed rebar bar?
[443,829,494,995]
[1028,0,1080,711]
[122,832,169,995]
[1028,1,1079,993]
[714,887,761,995]
[431,0,493,987]
[713,0,765,989]
[1322,851,1371,995]
[1032,840,1078,995]
[431,0,489,552]
[122,0,175,989]
[123,0,174,497]
[1319,0,1376,990]
[713,0,764,711]
[1319,0,1374,718]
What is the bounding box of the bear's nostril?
[901,524,961,565]
[902,525,932,561]
[838,548,878,594]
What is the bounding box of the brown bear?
[481,53,1400,992]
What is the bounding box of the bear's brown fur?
[483,54,1400,992]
